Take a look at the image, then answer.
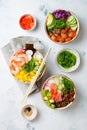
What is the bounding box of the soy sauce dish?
[41,75,76,110]
[45,9,79,44]
[22,105,37,121]
[56,48,80,72]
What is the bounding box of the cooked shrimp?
[10,64,20,75]
[16,57,26,66]
[9,49,30,75]
[12,60,22,68]
[18,54,29,63]
[14,49,25,56]
[9,56,17,64]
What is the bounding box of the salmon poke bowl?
[41,75,76,109]
[45,9,79,44]
[9,44,46,83]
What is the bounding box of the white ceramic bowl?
[41,74,76,110]
[21,104,37,121]
[19,14,36,31]
[45,9,79,44]
[9,49,46,83]
[56,48,80,72]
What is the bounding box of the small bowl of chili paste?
[56,48,80,72]
[19,14,36,31]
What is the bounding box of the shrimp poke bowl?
[9,44,46,83]
[45,9,79,44]
[41,75,76,109]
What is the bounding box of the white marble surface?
[0,0,87,130]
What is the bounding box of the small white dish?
[56,48,80,72]
[21,104,37,121]
[19,14,36,31]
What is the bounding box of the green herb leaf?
[23,58,36,72]
[62,77,74,93]
[54,19,66,29]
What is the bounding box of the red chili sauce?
[19,14,36,30]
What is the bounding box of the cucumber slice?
[71,25,78,30]
[70,24,78,27]
[67,15,76,22]
[66,15,78,30]
[70,19,77,24]
[67,15,77,25]
[46,13,55,27]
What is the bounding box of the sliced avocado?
[47,24,55,30]
[46,13,56,27]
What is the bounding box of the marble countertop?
[0,0,87,130]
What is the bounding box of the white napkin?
[1,36,44,94]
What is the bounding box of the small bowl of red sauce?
[19,14,36,31]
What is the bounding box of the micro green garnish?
[57,50,76,69]
[54,19,66,29]
[23,58,40,72]
[62,77,74,93]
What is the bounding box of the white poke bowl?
[45,9,79,44]
[41,74,76,110]
[9,48,46,83]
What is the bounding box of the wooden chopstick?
[21,48,51,103]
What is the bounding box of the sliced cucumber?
[67,15,76,22]
[70,19,77,24]
[71,24,78,30]
[66,15,78,30]
[70,24,78,27]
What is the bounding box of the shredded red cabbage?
[53,10,71,19]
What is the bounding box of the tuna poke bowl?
[41,75,76,109]
[45,9,79,44]
[9,44,46,83]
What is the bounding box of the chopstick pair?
[21,48,52,103]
